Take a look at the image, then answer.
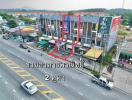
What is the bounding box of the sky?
[0,0,132,10]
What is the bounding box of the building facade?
[40,14,120,60]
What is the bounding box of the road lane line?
[4,81,8,85]
[35,84,46,87]
[85,84,90,87]
[40,90,53,94]
[16,71,29,75]
[2,60,12,63]
[5,62,16,65]
[26,79,38,81]
[78,92,84,96]
[12,89,16,93]
[0,52,65,100]
[20,74,32,77]
[10,66,20,68]
[64,83,69,87]
[15,70,26,73]
[0,57,5,59]
[52,98,65,100]
[0,74,2,78]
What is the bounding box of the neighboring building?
[18,20,25,26]
[118,41,132,66]
[0,16,4,25]
[40,14,120,60]
[0,16,3,23]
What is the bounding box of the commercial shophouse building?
[39,14,120,61]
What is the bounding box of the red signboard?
[111,16,121,32]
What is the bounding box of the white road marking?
[12,89,16,93]
[102,92,107,96]
[85,84,90,87]
[44,71,47,74]
[71,76,77,79]
[78,92,84,96]
[5,81,8,84]
[64,83,69,87]
[0,75,2,78]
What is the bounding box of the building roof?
[121,41,132,55]
[0,16,3,21]
[37,40,49,45]
[21,27,35,32]
[40,14,99,23]
[84,48,103,60]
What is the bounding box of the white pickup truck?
[91,75,114,90]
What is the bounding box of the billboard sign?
[107,16,121,51]
[64,16,70,33]
[98,17,112,34]
[111,16,120,32]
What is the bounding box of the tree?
[128,14,132,27]
[101,54,112,67]
[19,16,35,25]
[118,30,127,36]
[68,11,74,15]
[7,20,17,28]
[0,13,15,21]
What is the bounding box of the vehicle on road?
[91,75,114,90]
[19,43,28,49]
[21,81,38,95]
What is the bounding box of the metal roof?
[40,14,99,23]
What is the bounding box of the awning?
[37,40,49,45]
[49,40,55,44]
[39,37,51,41]
[84,48,103,60]
[79,47,89,51]
[41,34,48,37]
[66,44,72,49]
[120,52,132,57]
[29,33,38,37]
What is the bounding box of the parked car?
[3,35,9,40]
[19,43,28,49]
[21,81,38,95]
[91,75,114,90]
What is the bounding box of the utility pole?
[115,0,126,63]
[122,0,125,9]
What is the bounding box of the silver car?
[21,81,38,95]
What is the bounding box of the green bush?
[91,70,100,78]
[118,30,127,36]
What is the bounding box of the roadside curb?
[75,68,93,77]
[27,44,132,96]
[114,87,132,97]
[27,44,69,63]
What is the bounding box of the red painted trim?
[62,15,65,41]
[77,15,81,43]
[48,14,81,61]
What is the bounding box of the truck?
[91,75,114,90]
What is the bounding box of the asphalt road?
[0,38,132,100]
[0,61,47,100]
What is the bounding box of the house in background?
[0,16,4,24]
[18,20,25,26]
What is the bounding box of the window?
[92,24,96,31]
